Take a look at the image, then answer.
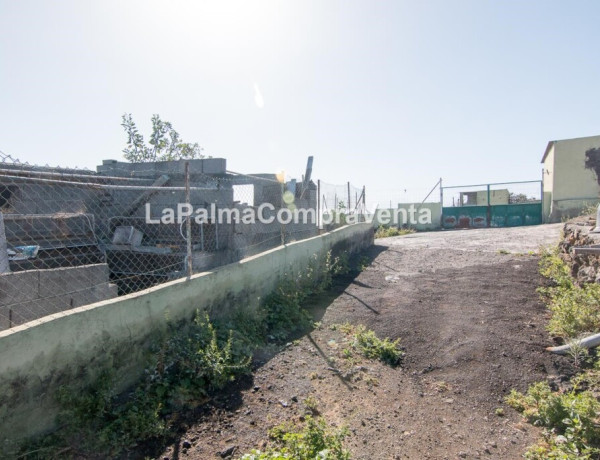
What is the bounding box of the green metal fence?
[441,180,543,229]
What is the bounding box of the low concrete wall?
[0,223,373,443]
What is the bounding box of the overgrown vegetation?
[239,416,350,460]
[374,226,415,239]
[331,323,403,367]
[538,247,600,338]
[18,250,353,459]
[506,245,600,458]
[20,313,251,458]
[506,372,600,459]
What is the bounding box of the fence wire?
[0,153,363,331]
[441,181,542,208]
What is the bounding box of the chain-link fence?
[441,180,542,208]
[0,153,365,330]
[318,180,366,230]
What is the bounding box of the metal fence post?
[486,183,491,228]
[185,161,192,280]
[317,179,321,230]
[439,178,443,228]
[280,180,285,245]
[347,182,351,218]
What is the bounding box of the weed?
[240,416,350,460]
[497,249,511,255]
[374,226,415,239]
[303,396,320,415]
[357,256,371,272]
[494,407,505,417]
[35,313,252,458]
[353,325,403,367]
[537,248,600,338]
[329,323,403,367]
[432,380,450,393]
[20,249,355,457]
[364,375,379,388]
[507,244,600,458]
[506,381,600,458]
[580,202,600,217]
[566,340,592,369]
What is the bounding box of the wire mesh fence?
[367,183,442,210]
[0,152,365,331]
[441,180,542,208]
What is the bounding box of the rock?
[182,440,192,449]
[219,445,237,458]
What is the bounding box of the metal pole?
[185,162,192,280]
[363,185,366,213]
[347,182,351,217]
[487,183,491,228]
[540,170,545,224]
[200,221,205,251]
[439,178,443,228]
[317,179,321,230]
[215,205,219,250]
[280,181,285,245]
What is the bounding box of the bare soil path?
[154,224,574,460]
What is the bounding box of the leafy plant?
[121,113,204,162]
[353,325,403,366]
[374,226,415,239]
[506,381,600,458]
[44,313,251,457]
[537,247,600,338]
[239,416,350,460]
[20,249,357,457]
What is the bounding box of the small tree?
[121,113,204,162]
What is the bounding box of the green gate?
[441,181,543,229]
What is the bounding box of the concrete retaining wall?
[0,223,373,444]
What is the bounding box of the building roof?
[541,135,600,163]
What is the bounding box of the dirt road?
[156,224,574,460]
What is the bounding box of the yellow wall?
[544,135,600,222]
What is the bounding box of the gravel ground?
[149,224,574,460]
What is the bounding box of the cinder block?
[201,158,226,174]
[70,282,117,308]
[38,264,110,299]
[9,298,59,325]
[0,306,10,330]
[38,267,77,297]
[0,270,40,306]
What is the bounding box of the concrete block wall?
[0,264,117,330]
[0,223,373,444]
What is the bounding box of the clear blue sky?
[1,0,600,206]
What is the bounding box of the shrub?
[374,226,415,239]
[354,325,403,366]
[50,313,252,457]
[239,416,350,460]
[507,381,600,458]
[538,247,600,338]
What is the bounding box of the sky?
[1,0,600,207]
